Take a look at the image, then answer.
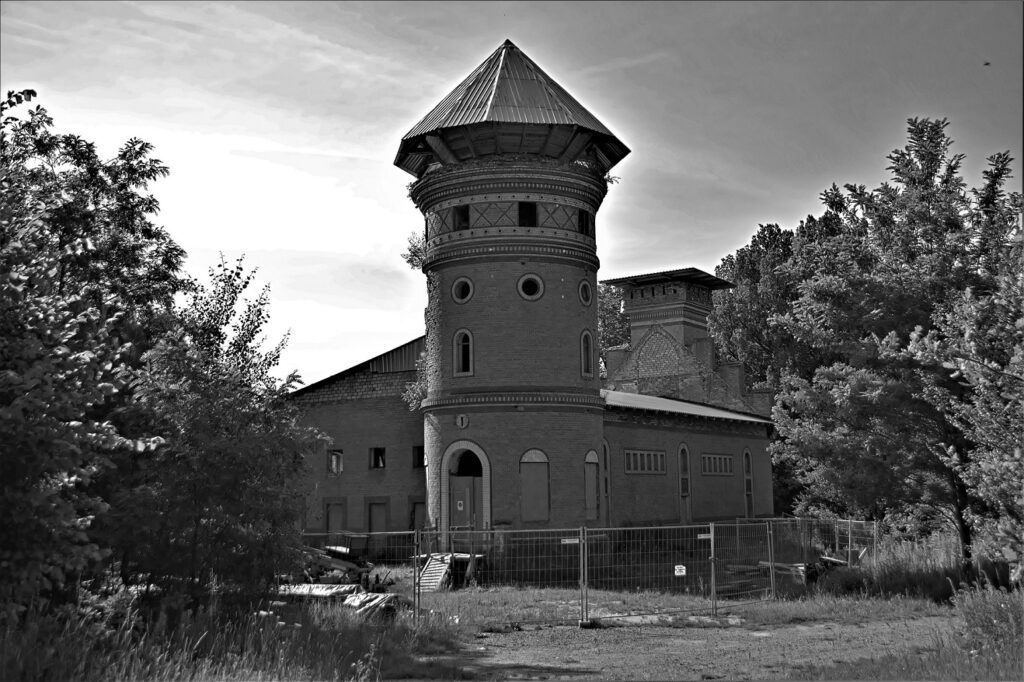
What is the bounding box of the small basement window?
[518,201,537,227]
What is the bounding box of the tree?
[101,258,323,594]
[768,119,1021,564]
[0,90,176,621]
[1,92,184,324]
[597,283,630,366]
[711,118,1021,563]
[711,223,805,391]
[400,230,426,271]
[0,167,151,623]
[2,92,319,617]
[898,234,1023,578]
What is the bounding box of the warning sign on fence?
[674,565,686,576]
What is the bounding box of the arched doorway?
[449,449,483,530]
[439,440,491,540]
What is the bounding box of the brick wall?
[424,406,605,529]
[295,367,426,533]
[603,409,772,525]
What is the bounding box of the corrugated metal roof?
[601,389,772,425]
[404,39,617,138]
[602,267,735,290]
[290,336,425,397]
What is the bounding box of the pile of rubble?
[276,545,407,617]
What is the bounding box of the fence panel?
[302,517,877,628]
[712,522,773,600]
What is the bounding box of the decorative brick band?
[427,224,595,250]
[629,308,711,324]
[425,240,600,270]
[411,161,607,213]
[422,391,607,410]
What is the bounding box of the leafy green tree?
[898,236,1023,578]
[401,230,426,271]
[102,258,322,594]
[711,223,801,390]
[597,283,630,365]
[767,119,1021,563]
[1,92,184,323]
[0,89,176,621]
[0,167,146,623]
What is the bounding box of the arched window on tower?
[580,331,594,377]
[453,329,473,376]
[520,449,549,522]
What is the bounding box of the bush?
[954,583,1023,659]
[1,589,463,681]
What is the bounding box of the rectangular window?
[370,447,386,469]
[625,449,666,474]
[412,445,425,468]
[453,205,470,231]
[701,454,734,476]
[328,449,343,475]
[519,201,537,227]
[577,209,594,236]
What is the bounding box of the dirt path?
[444,615,954,680]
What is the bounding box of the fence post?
[578,526,590,626]
[735,520,740,560]
[847,519,853,566]
[710,523,717,617]
[413,529,420,626]
[766,521,777,600]
[872,521,878,571]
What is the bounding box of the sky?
[2,1,1022,386]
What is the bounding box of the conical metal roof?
[396,39,629,177]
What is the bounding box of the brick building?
[293,40,773,538]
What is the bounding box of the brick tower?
[395,40,629,535]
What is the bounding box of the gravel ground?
[439,614,955,680]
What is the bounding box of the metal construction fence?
[302,517,878,626]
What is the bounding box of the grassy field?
[4,534,1020,681]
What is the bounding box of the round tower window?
[579,280,593,306]
[517,274,544,301]
[451,277,474,304]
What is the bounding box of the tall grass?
[2,595,463,681]
[814,533,978,601]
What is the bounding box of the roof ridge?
[482,41,507,121]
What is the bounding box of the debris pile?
[275,545,407,617]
